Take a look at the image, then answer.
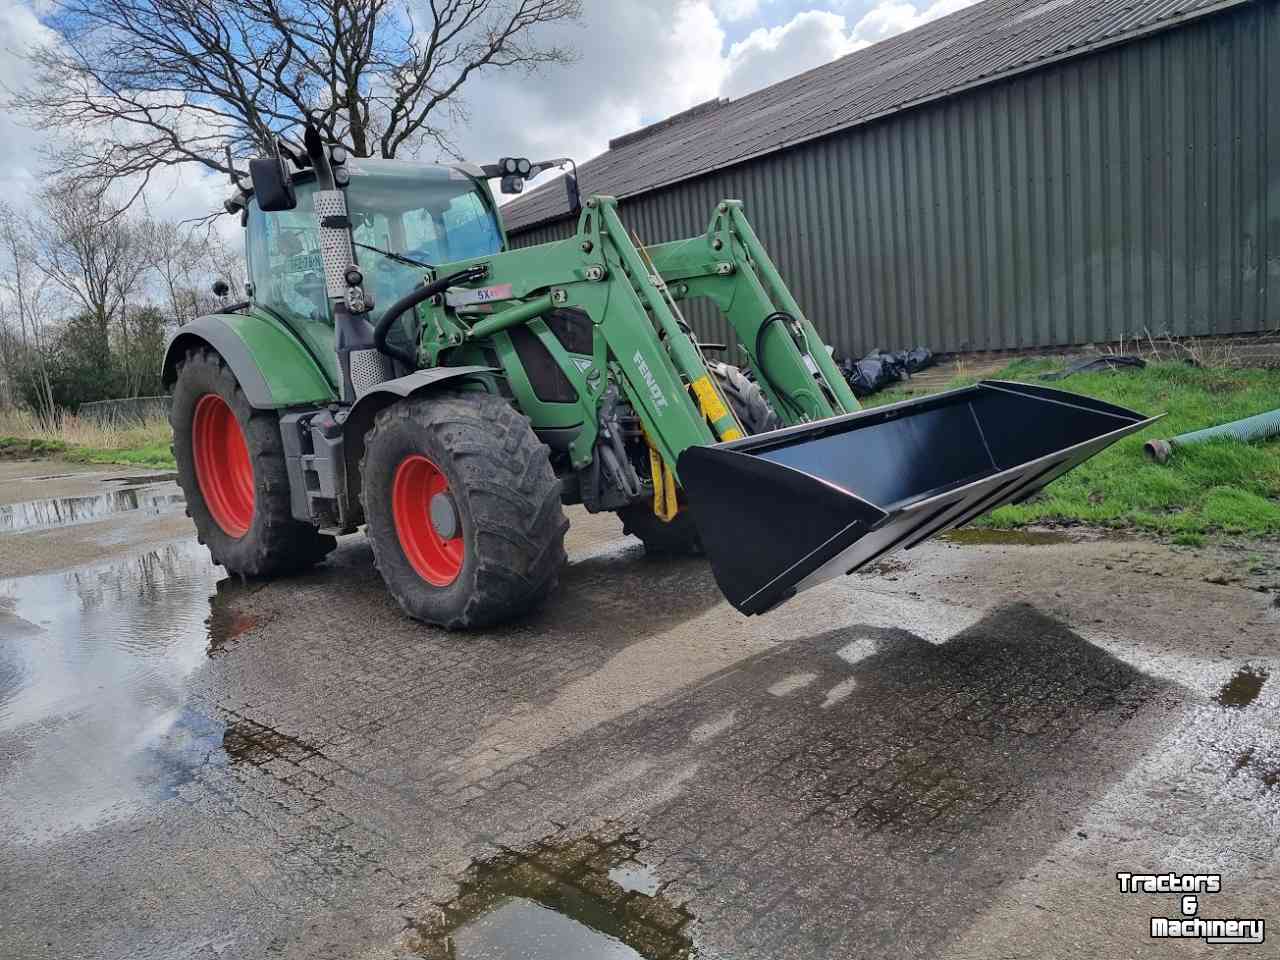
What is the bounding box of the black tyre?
[618,362,779,555]
[361,392,568,629]
[171,348,335,575]
[709,361,781,434]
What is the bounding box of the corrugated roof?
[503,0,1249,232]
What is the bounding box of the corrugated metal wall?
[511,0,1280,356]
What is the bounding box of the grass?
[869,358,1280,538]
[0,408,174,468]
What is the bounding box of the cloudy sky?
[0,0,974,231]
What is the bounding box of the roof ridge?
[608,98,730,151]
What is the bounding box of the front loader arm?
[643,201,860,421]
[418,195,856,485]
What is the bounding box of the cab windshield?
[345,161,503,313]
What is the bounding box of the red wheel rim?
[192,394,255,538]
[392,454,463,586]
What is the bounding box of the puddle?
[0,485,185,532]
[222,718,322,765]
[939,528,1071,546]
[406,833,696,959]
[0,540,234,842]
[1214,666,1268,709]
[102,472,180,486]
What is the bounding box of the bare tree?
[0,302,16,408]
[144,218,247,322]
[30,185,151,342]
[0,204,59,421]
[16,0,581,203]
[146,218,205,325]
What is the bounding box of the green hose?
[1144,408,1280,463]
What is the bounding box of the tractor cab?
[241,158,505,384]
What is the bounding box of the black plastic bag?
[837,346,935,397]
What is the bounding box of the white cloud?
[720,0,978,99]
[722,10,865,98]
[852,0,976,41]
[714,0,761,22]
[437,0,726,174]
[0,0,57,203]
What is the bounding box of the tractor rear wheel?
[618,362,778,555]
[361,392,568,629]
[709,361,781,434]
[171,348,336,575]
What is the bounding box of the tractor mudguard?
[679,380,1159,616]
[162,313,336,409]
[342,366,499,478]
[346,367,498,425]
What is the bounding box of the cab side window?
[246,181,330,328]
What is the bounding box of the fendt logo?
[632,351,669,412]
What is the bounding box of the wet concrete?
[0,459,1277,960]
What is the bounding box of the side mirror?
[563,169,582,216]
[249,157,297,212]
[500,174,524,195]
[211,279,230,298]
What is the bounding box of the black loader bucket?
[678,380,1158,616]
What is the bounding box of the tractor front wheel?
[171,348,335,576]
[361,393,568,629]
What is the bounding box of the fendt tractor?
[163,124,1155,628]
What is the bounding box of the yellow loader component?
[647,438,680,522]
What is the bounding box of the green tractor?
[163,126,1154,628]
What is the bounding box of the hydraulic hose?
[374,265,488,368]
[754,312,805,419]
[1144,407,1280,463]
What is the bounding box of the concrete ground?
[0,457,1276,959]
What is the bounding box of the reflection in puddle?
[0,484,185,532]
[102,473,180,486]
[608,861,660,896]
[205,579,263,657]
[407,833,696,959]
[0,540,229,842]
[1215,666,1268,709]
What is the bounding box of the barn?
[502,0,1280,358]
